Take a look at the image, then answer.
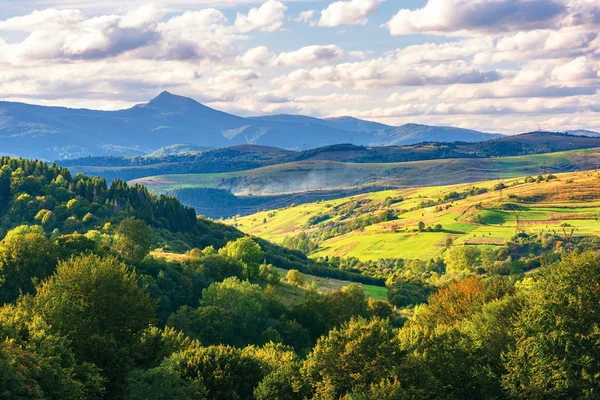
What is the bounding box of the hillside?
[227,170,600,262]
[0,156,388,285]
[145,144,214,157]
[2,161,600,400]
[0,92,503,160]
[129,147,600,197]
[61,132,600,183]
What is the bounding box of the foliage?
[302,317,402,398]
[34,254,155,398]
[114,218,152,262]
[219,237,264,279]
[503,252,600,399]
[0,225,57,303]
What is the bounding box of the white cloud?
[551,56,599,81]
[0,1,599,133]
[272,57,502,90]
[0,8,83,30]
[155,9,242,61]
[348,50,366,59]
[386,0,565,36]
[238,46,272,66]
[234,0,287,33]
[0,6,249,62]
[388,88,442,102]
[318,0,381,27]
[293,10,315,23]
[273,45,344,66]
[4,8,161,60]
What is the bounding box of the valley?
[3,1,600,398]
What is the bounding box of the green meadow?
[228,170,600,261]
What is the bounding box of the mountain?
[566,129,600,137]
[375,123,503,145]
[250,114,391,133]
[145,144,213,158]
[1,92,503,160]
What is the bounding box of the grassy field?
[130,148,600,195]
[226,170,600,261]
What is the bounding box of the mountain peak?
[144,91,207,112]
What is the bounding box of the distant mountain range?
[1,91,598,160]
[0,91,505,160]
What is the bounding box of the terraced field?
[226,171,600,261]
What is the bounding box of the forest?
[1,157,599,399]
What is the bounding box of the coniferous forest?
[0,156,598,399]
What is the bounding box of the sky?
[0,0,599,133]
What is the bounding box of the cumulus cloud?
[238,46,272,66]
[388,88,442,102]
[154,9,242,61]
[293,10,315,23]
[234,0,287,33]
[273,45,344,66]
[386,0,565,36]
[318,0,381,27]
[272,57,502,90]
[0,7,161,60]
[0,1,599,133]
[0,6,252,62]
[551,56,599,81]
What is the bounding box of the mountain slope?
[145,144,214,158]
[376,123,503,145]
[1,92,504,160]
[566,129,600,137]
[61,131,600,183]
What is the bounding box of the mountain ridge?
[1,92,597,160]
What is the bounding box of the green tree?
[41,210,57,229]
[114,218,151,262]
[259,263,281,285]
[200,277,268,345]
[0,225,56,303]
[503,252,600,399]
[286,269,306,287]
[130,344,264,400]
[302,317,402,398]
[444,246,481,274]
[34,254,155,398]
[166,306,234,346]
[219,237,264,279]
[0,303,105,400]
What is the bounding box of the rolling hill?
[227,170,600,262]
[1,91,503,160]
[129,147,600,196]
[61,131,600,183]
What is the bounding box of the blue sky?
[0,0,598,133]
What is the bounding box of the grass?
[276,268,388,303]
[363,284,389,301]
[227,170,600,261]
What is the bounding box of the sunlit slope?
[226,171,600,261]
[130,148,600,195]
